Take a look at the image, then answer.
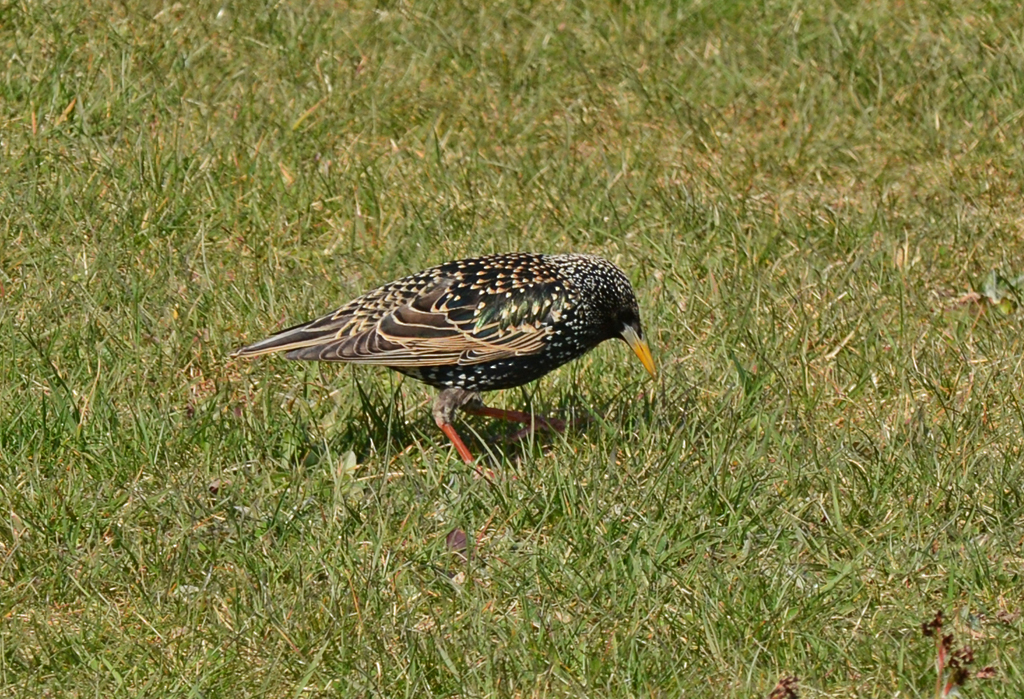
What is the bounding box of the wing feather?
[234,259,572,367]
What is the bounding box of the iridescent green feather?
[474,286,561,333]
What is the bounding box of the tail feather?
[230,321,332,358]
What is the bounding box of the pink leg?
[437,420,498,480]
[436,420,476,464]
[463,405,565,442]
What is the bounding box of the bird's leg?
[433,388,485,465]
[437,422,475,464]
[462,402,567,445]
[461,405,566,439]
[433,388,566,463]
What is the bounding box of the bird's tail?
[230,320,331,358]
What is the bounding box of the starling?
[232,252,655,464]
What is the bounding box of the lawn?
[2,0,1023,696]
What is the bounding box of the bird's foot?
[502,420,563,444]
[501,411,598,444]
[461,404,571,444]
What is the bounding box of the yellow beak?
[621,325,656,379]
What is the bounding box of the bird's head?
[554,253,656,379]
[615,301,656,379]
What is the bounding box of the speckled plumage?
[233,252,655,464]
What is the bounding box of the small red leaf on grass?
[446,528,468,555]
[767,675,799,699]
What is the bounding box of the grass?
[2,0,1023,695]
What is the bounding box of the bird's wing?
[258,276,568,366]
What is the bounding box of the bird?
[232,252,655,465]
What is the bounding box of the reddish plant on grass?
[921,611,996,698]
[767,675,799,699]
